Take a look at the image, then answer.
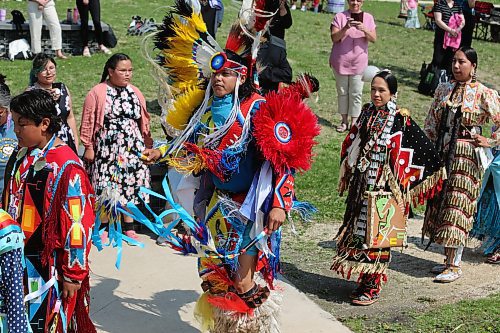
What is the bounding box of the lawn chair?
[421,2,436,31]
[474,1,494,40]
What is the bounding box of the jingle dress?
[332,102,445,283]
[88,85,151,206]
[423,81,500,247]
[3,141,96,333]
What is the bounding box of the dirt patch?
[280,216,500,325]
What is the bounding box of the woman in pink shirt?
[329,0,376,132]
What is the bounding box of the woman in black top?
[432,0,465,74]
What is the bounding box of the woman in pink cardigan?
[80,53,152,242]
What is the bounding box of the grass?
[343,292,500,333]
[1,0,499,331]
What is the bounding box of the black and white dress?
[89,84,150,206]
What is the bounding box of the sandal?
[82,47,91,57]
[336,123,348,133]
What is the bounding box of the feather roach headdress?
[148,0,276,143]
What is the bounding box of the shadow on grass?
[406,236,488,264]
[281,261,356,304]
[317,115,335,128]
[91,277,199,333]
[370,62,422,90]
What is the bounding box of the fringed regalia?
[132,0,320,331]
[4,141,96,333]
[423,81,500,247]
[472,150,500,255]
[332,102,445,290]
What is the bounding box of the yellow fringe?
[194,292,215,332]
[435,227,469,247]
[441,209,475,230]
[331,255,389,279]
[444,192,477,216]
[409,167,447,203]
[446,178,481,197]
[454,141,475,155]
[168,155,205,175]
[384,165,405,206]
[331,248,390,279]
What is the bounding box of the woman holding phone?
[329,0,377,133]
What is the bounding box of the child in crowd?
[5,90,95,333]
[405,0,421,28]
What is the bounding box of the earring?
[471,69,477,82]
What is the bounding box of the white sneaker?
[434,266,462,283]
[291,4,297,10]
[301,5,307,11]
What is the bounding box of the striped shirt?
[434,0,463,25]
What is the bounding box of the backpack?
[11,10,26,32]
[418,62,449,96]
[103,26,117,48]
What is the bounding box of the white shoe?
[291,4,297,10]
[434,266,462,283]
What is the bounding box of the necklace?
[357,103,395,172]
[7,135,57,219]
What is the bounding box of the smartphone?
[350,12,364,23]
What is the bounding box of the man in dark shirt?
[258,0,293,94]
[269,0,292,39]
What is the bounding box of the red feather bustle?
[253,92,321,174]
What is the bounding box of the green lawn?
[344,292,500,333]
[1,0,499,331]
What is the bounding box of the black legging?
[76,0,103,47]
[432,28,454,74]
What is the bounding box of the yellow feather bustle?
[166,86,205,130]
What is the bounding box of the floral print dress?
[90,84,150,205]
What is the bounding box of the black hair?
[100,53,131,83]
[30,53,57,86]
[225,51,257,100]
[0,74,11,109]
[10,89,61,134]
[455,47,478,68]
[372,70,398,95]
